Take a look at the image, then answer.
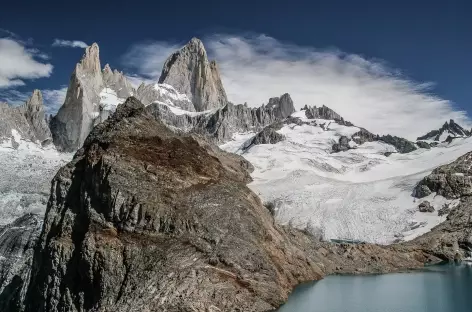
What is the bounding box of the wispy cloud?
[52,39,88,48]
[0,38,53,88]
[42,87,67,114]
[122,34,470,138]
[0,88,31,105]
[121,41,181,81]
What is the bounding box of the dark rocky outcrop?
[332,136,351,153]
[15,98,441,312]
[414,152,472,199]
[378,135,417,154]
[302,105,353,126]
[159,38,227,111]
[416,141,431,149]
[438,203,451,216]
[242,122,285,151]
[0,214,42,312]
[418,201,434,213]
[351,128,377,145]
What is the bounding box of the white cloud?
[52,39,88,48]
[121,41,181,81]
[123,34,470,139]
[0,38,53,88]
[42,87,67,115]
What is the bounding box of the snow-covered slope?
[0,135,71,225]
[220,110,472,244]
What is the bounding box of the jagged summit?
[51,42,134,152]
[266,93,295,119]
[158,37,228,111]
[417,119,470,142]
[26,89,43,108]
[0,90,51,146]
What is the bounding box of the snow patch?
[99,87,126,111]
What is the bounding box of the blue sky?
[0,0,470,137]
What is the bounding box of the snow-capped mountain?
[417,119,471,143]
[1,36,472,310]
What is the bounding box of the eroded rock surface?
[414,152,472,199]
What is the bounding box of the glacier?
[220,110,470,244]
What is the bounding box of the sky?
[0,0,470,138]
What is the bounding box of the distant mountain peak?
[78,42,101,75]
[417,119,470,142]
[158,37,227,111]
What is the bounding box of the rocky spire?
[158,37,228,111]
[51,43,135,152]
[51,43,105,152]
[266,93,295,119]
[23,90,52,143]
[78,43,101,77]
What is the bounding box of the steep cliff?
[50,44,134,152]
[158,38,228,111]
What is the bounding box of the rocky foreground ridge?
[2,98,468,312]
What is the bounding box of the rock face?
[418,201,434,213]
[416,141,431,149]
[266,94,296,119]
[407,196,472,261]
[0,90,52,146]
[378,135,417,154]
[135,83,195,111]
[50,43,133,152]
[242,122,285,150]
[414,152,472,199]
[159,38,227,111]
[102,64,134,99]
[18,98,439,312]
[417,119,471,142]
[332,136,351,153]
[304,105,339,120]
[351,128,377,145]
[0,214,42,312]
[146,93,296,144]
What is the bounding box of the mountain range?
[0,38,471,311]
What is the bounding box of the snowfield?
[220,110,472,244]
[0,136,71,226]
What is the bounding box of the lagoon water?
[279,265,472,312]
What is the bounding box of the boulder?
[418,201,435,213]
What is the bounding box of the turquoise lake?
[279,264,472,312]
